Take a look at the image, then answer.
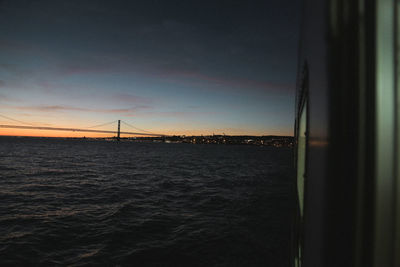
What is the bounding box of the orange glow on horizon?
[0,129,113,138]
[0,128,293,138]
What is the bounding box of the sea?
[0,136,294,266]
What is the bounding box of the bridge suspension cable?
[121,120,156,135]
[0,114,167,137]
[85,120,118,129]
[0,124,165,136]
[0,114,38,126]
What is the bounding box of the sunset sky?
[0,0,300,137]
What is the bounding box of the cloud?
[0,63,32,77]
[4,104,149,114]
[111,93,153,105]
[125,110,220,118]
[61,65,110,76]
[0,39,29,51]
[0,92,19,103]
[0,38,292,96]
[54,60,293,93]
[0,94,10,102]
[156,69,293,93]
[51,61,293,95]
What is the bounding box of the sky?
[0,0,301,137]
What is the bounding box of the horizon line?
[0,134,295,138]
[0,124,166,137]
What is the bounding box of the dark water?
[0,136,294,266]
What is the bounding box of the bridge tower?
[117,120,120,141]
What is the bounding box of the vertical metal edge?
[394,2,400,266]
[355,0,366,266]
[374,0,396,266]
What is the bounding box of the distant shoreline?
[0,135,294,147]
[0,134,294,138]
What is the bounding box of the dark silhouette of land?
[112,135,294,147]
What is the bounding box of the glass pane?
[297,102,307,217]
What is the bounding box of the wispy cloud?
[2,104,216,121]
[156,69,293,92]
[0,63,33,77]
[4,104,150,114]
[60,61,292,92]
[0,38,292,95]
[56,62,292,93]
[0,92,20,103]
[125,110,220,118]
[111,93,153,105]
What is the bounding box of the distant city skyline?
[0,0,301,137]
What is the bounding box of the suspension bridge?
[0,115,166,140]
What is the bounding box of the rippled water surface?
[0,136,294,266]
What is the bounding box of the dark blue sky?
[0,0,301,136]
